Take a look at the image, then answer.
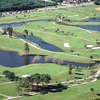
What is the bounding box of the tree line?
[0,0,56,12]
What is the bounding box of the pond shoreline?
[0,50,99,68]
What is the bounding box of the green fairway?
[0,5,99,24]
[0,83,18,96]
[0,64,99,97]
[0,95,6,100]
[0,63,93,83]
[0,76,9,83]
[0,3,100,100]
[14,21,100,61]
[8,80,100,100]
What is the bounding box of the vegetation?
[0,4,100,100]
[0,0,56,12]
[16,73,52,94]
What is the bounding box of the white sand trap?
[87,45,93,48]
[85,16,89,18]
[92,47,100,49]
[22,74,30,78]
[64,43,70,47]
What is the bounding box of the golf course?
[0,2,100,100]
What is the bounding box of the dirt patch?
[95,8,100,10]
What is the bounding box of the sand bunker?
[92,47,100,49]
[64,43,70,47]
[95,8,100,10]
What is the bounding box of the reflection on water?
[24,55,30,65]
[0,50,99,68]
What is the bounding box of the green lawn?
[0,76,10,83]
[10,80,100,100]
[0,95,6,100]
[0,83,18,96]
[14,21,100,61]
[0,64,98,97]
[0,63,93,83]
[0,4,100,63]
[0,5,99,24]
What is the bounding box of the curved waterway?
[0,50,99,68]
[17,35,63,52]
[77,18,100,31]
[85,18,100,22]
[77,25,100,31]
[0,19,52,28]
[0,19,100,31]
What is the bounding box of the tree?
[68,70,72,75]
[90,88,94,93]
[33,73,41,88]
[24,42,29,55]
[89,56,93,60]
[2,28,7,35]
[3,70,10,75]
[96,41,100,47]
[7,27,13,37]
[69,64,73,71]
[31,32,33,36]
[5,72,15,81]
[41,74,51,84]
[68,64,73,75]
[24,29,28,35]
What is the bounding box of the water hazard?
[0,50,99,68]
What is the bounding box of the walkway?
[0,68,100,100]
[20,38,100,61]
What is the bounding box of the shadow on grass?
[74,77,82,79]
[75,73,84,75]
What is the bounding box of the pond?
[17,35,63,52]
[0,19,52,28]
[0,50,99,68]
[85,18,100,22]
[77,18,100,31]
[0,19,100,31]
[77,25,100,31]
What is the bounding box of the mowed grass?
[14,21,100,60]
[0,64,98,97]
[0,33,96,63]
[0,5,99,24]
[4,80,100,99]
[0,63,92,83]
[0,76,10,83]
[0,95,6,100]
[0,83,18,96]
